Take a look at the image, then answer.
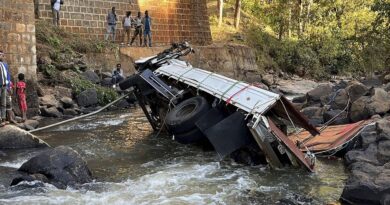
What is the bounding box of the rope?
[176,68,194,82]
[196,72,214,95]
[279,98,298,132]
[29,89,134,133]
[226,83,251,105]
[219,81,242,102]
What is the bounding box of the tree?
[234,0,242,29]
[218,0,224,27]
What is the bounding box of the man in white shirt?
[51,0,62,26]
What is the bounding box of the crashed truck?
[118,42,369,172]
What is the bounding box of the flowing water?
[0,108,347,205]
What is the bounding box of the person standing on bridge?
[105,7,118,42]
[142,10,152,47]
[130,11,143,47]
[51,0,63,26]
[121,11,132,46]
[0,51,11,126]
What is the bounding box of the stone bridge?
[0,0,212,80]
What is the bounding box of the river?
[0,108,347,205]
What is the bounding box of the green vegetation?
[68,76,118,105]
[36,20,119,105]
[209,0,390,79]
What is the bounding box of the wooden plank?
[249,123,283,169]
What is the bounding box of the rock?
[11,173,49,186]
[384,74,390,84]
[277,79,319,95]
[63,108,78,116]
[308,117,324,126]
[378,140,390,164]
[361,76,383,87]
[262,74,274,86]
[0,166,26,188]
[101,77,113,87]
[292,103,304,111]
[330,89,349,110]
[15,146,93,189]
[301,106,324,118]
[345,143,380,166]
[361,131,378,149]
[39,95,59,108]
[77,89,98,107]
[384,83,390,92]
[292,95,306,103]
[60,97,75,109]
[367,88,390,115]
[306,83,333,103]
[346,81,369,102]
[40,107,63,118]
[115,99,130,109]
[0,125,49,149]
[54,86,73,99]
[350,96,371,122]
[101,72,112,78]
[81,70,100,84]
[323,109,349,125]
[377,119,390,141]
[24,119,39,129]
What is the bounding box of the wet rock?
[323,109,349,125]
[82,70,100,84]
[15,146,93,189]
[39,95,59,108]
[0,125,49,149]
[40,107,63,118]
[306,83,333,103]
[60,97,75,109]
[11,173,49,186]
[77,88,98,107]
[0,166,26,188]
[345,81,369,102]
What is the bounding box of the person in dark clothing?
[130,11,143,46]
[142,10,152,47]
[111,63,124,87]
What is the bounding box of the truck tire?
[166,96,210,134]
[174,128,206,144]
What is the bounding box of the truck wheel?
[174,128,206,144]
[166,96,210,134]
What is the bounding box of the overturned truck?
[119,42,368,172]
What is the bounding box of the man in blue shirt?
[0,51,11,125]
[105,7,118,42]
[142,10,152,47]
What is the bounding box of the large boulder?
[81,70,100,84]
[306,83,333,103]
[367,88,390,116]
[77,88,98,107]
[345,81,369,102]
[349,96,371,122]
[323,109,349,125]
[330,89,349,110]
[0,166,26,188]
[14,146,93,189]
[0,125,49,149]
[54,86,73,99]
